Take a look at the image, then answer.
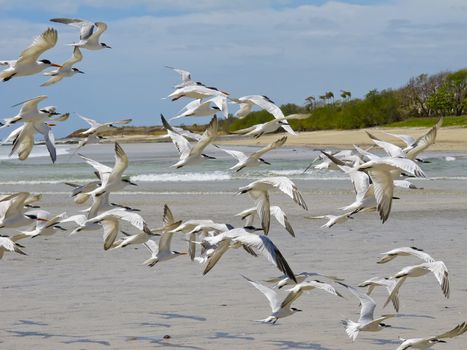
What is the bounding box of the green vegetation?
[224,68,467,133]
[385,116,467,128]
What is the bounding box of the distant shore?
[90,126,467,151]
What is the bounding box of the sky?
[0,0,466,137]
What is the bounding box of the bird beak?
[78,70,85,74]
[51,63,62,68]
[47,123,56,127]
[129,181,138,186]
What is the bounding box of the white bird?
[358,277,400,312]
[0,192,48,229]
[162,115,218,168]
[171,96,228,120]
[167,84,228,101]
[396,322,467,350]
[222,136,287,172]
[357,157,426,222]
[137,206,187,266]
[306,212,354,228]
[41,47,84,86]
[50,18,111,50]
[243,275,342,324]
[238,177,308,234]
[338,282,395,341]
[4,113,68,163]
[236,205,295,237]
[0,28,61,82]
[112,205,180,249]
[385,261,450,310]
[231,114,308,138]
[78,114,133,136]
[265,271,344,289]
[201,227,297,282]
[13,211,67,240]
[68,208,152,250]
[165,66,195,88]
[377,247,435,264]
[81,142,137,197]
[1,95,60,128]
[0,235,27,259]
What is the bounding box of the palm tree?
[340,90,351,100]
[305,96,316,110]
[325,91,334,104]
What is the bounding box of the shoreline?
[71,127,467,151]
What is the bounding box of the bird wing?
[406,117,442,160]
[221,148,248,163]
[162,204,175,226]
[366,169,393,223]
[9,123,35,161]
[260,177,308,210]
[17,28,58,64]
[426,261,450,298]
[143,239,158,254]
[248,95,284,119]
[50,18,95,41]
[101,217,119,250]
[203,239,230,275]
[242,275,281,313]
[338,282,376,324]
[158,231,175,253]
[191,115,218,156]
[90,22,108,41]
[107,118,132,126]
[41,75,64,87]
[366,131,405,158]
[249,190,270,234]
[233,102,253,119]
[3,192,29,219]
[270,206,294,237]
[17,95,48,115]
[432,322,467,340]
[101,209,147,232]
[161,115,192,159]
[251,136,287,159]
[234,233,296,282]
[78,114,101,128]
[61,46,83,70]
[109,142,129,179]
[165,66,192,82]
[33,122,56,163]
[382,131,416,147]
[79,154,112,183]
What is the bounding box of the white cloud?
[0,0,466,135]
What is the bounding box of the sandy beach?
[101,127,467,152]
[0,161,466,349]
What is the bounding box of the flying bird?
[0,28,60,82]
[41,47,84,86]
[396,322,467,350]
[50,18,111,50]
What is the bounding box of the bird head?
[101,43,111,49]
[72,67,85,74]
[379,323,391,328]
[39,59,62,68]
[259,158,271,165]
[291,307,303,312]
[122,177,138,186]
[40,106,59,115]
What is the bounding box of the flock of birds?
[1,19,465,349]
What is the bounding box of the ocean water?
[0,142,465,193]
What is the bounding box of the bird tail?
[342,320,359,341]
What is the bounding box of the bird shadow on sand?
[154,312,207,322]
[397,313,435,319]
[7,329,110,346]
[363,337,401,346]
[126,336,204,349]
[138,321,171,328]
[269,340,334,350]
[207,331,255,341]
[62,338,111,346]
[15,320,48,326]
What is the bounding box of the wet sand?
[1,178,466,350]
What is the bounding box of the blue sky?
[1,0,466,137]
